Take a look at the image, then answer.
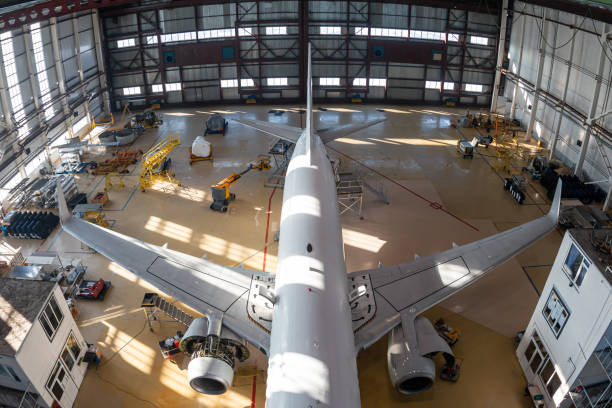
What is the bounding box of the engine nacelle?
[180,317,249,395]
[387,316,454,395]
[188,355,234,395]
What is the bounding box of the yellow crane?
[139,132,181,192]
[210,156,271,212]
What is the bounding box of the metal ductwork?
[179,317,250,395]
[387,315,455,395]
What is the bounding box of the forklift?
[210,156,271,212]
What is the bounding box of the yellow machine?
[108,103,132,130]
[84,211,109,228]
[210,155,271,212]
[104,172,125,191]
[139,132,181,192]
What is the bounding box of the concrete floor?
[4,104,563,407]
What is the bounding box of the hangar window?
[564,243,590,288]
[320,26,341,35]
[198,29,234,40]
[122,87,141,96]
[266,26,287,36]
[355,27,368,36]
[465,83,483,93]
[369,78,386,87]
[353,78,366,87]
[320,77,340,86]
[161,32,197,43]
[220,79,238,88]
[241,78,255,87]
[470,36,489,46]
[425,81,441,90]
[1,31,27,138]
[117,38,136,48]
[0,173,22,202]
[165,83,182,92]
[371,28,408,38]
[31,22,54,120]
[238,27,254,37]
[267,77,288,86]
[448,33,460,42]
[410,30,444,41]
[152,84,163,93]
[444,82,455,90]
[146,35,158,45]
[543,289,570,337]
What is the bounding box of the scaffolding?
[139,132,181,192]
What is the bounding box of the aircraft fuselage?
[266,130,361,407]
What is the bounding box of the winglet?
[56,180,71,224]
[548,179,562,222]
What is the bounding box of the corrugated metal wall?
[102,1,500,109]
[0,10,106,197]
[504,1,612,194]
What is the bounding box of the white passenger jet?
[57,44,561,407]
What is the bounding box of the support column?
[23,24,50,165]
[525,8,548,141]
[490,0,508,113]
[574,23,609,177]
[72,13,92,132]
[0,35,22,177]
[50,17,74,140]
[92,9,111,116]
[550,14,577,161]
[510,9,526,118]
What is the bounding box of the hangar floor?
[6,105,562,407]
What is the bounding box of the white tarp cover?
[192,136,211,158]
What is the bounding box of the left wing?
[351,181,562,352]
[232,118,303,143]
[56,183,272,353]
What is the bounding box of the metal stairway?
[141,292,194,331]
[139,132,181,191]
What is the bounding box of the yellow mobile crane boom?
[210,156,271,212]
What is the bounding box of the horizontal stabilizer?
[232,118,303,143]
[318,119,386,143]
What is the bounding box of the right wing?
[232,118,303,143]
[350,181,562,352]
[56,184,273,353]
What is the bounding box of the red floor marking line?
[262,186,278,272]
[326,145,479,232]
[251,374,257,408]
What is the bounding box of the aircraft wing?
[350,181,562,352]
[317,119,386,143]
[232,118,303,143]
[56,184,272,353]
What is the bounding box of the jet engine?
[179,317,249,395]
[387,315,455,395]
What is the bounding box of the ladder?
[139,132,181,191]
[141,292,194,331]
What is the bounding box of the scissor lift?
[139,132,181,192]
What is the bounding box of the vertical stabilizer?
[306,42,313,134]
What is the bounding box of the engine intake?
[179,317,249,395]
[387,316,454,395]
